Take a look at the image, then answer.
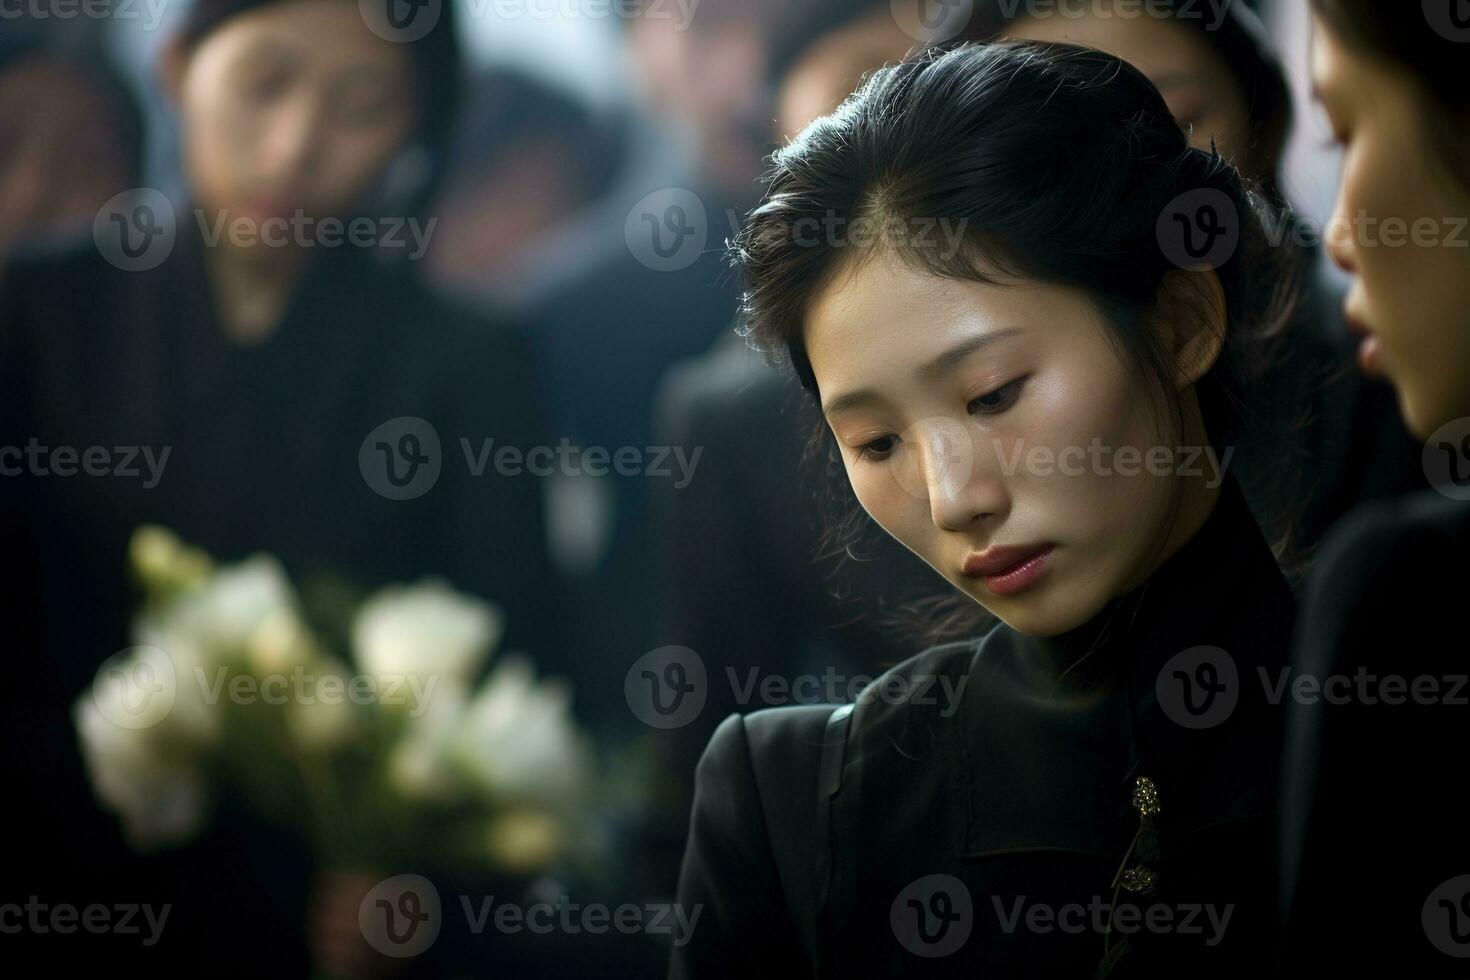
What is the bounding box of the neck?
[204,241,308,346]
[1042,398,1228,670]
[1120,393,1224,595]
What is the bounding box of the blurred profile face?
[806,250,1188,637]
[1005,4,1256,173]
[1310,17,1470,440]
[0,58,133,258]
[776,11,916,136]
[171,0,415,228]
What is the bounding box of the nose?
[256,95,325,191]
[909,420,1008,532]
[1324,193,1358,275]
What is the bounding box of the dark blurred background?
[0,0,1426,976]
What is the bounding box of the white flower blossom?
[353,581,502,713]
[450,656,590,810]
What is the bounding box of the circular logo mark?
[625,645,707,730]
[359,417,442,501]
[360,0,442,42]
[1424,0,1470,42]
[1156,645,1238,730]
[887,417,976,503]
[890,0,975,44]
[360,874,441,958]
[626,188,708,273]
[1423,417,1470,501]
[1423,875,1470,958]
[92,645,177,731]
[891,874,973,958]
[94,188,176,272]
[1157,188,1239,271]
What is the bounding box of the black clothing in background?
[528,229,743,724]
[673,473,1297,978]
[1230,259,1424,569]
[1280,490,1470,975]
[0,226,563,975]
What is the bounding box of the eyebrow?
[821,327,1024,419]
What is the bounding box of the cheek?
[845,457,930,551]
[1017,355,1164,536]
[1026,354,1148,464]
[181,84,260,196]
[318,121,409,196]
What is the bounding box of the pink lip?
[961,544,1055,597]
[1345,307,1385,376]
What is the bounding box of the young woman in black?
[673,41,1302,977]
[1280,3,1470,973]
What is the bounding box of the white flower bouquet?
[73,526,595,879]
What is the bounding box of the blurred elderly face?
[172,0,415,228]
[0,58,133,259]
[1005,2,1257,174]
[1310,16,1470,440]
[805,250,1213,637]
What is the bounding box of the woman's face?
[173,0,415,227]
[805,251,1182,637]
[1311,17,1470,440]
[1005,4,1257,174]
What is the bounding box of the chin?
[1397,387,1437,443]
[969,585,1102,639]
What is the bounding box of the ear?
[156,35,191,110]
[1154,269,1227,390]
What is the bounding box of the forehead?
[802,250,1096,377]
[199,0,408,70]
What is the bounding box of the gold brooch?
[1132,776,1161,817]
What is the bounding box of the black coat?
[672,474,1297,978]
[1280,489,1470,975]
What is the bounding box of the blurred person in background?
[424,67,626,309]
[0,38,144,277]
[525,0,790,727]
[0,0,563,974]
[1281,2,1470,973]
[646,0,939,903]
